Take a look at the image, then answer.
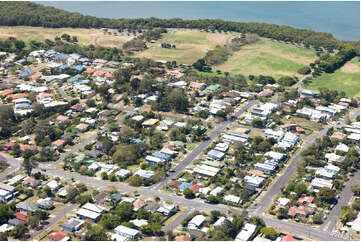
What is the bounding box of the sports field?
[302,57,360,98]
[0,26,133,48]
[135,29,235,64]
[215,38,317,78]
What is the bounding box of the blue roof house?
[179,182,192,191]
[72,65,85,72]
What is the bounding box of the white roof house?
[235,223,257,241]
[224,195,242,204]
[277,197,290,207]
[0,224,14,233]
[210,186,224,196]
[188,215,206,230]
[214,142,229,152]
[7,175,25,186]
[131,115,144,122]
[264,151,286,163]
[325,153,344,163]
[46,180,60,191]
[193,164,220,177]
[115,169,131,178]
[351,212,361,232]
[130,219,148,228]
[316,168,334,179]
[145,155,165,164]
[134,169,154,179]
[282,132,299,146]
[348,133,360,142]
[76,208,101,221]
[206,149,225,161]
[324,164,340,174]
[264,129,284,141]
[114,225,140,239]
[311,178,333,190]
[214,217,226,227]
[82,203,106,214]
[244,175,265,187]
[335,143,350,153]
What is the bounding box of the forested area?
[0,2,359,53]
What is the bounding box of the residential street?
[153,100,259,189]
[30,203,78,240]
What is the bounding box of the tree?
[183,188,195,199]
[28,215,40,229]
[297,66,311,75]
[261,227,279,240]
[230,215,244,237]
[167,88,189,113]
[100,214,121,230]
[318,187,336,204]
[252,117,264,128]
[84,225,108,241]
[276,207,288,219]
[22,157,37,176]
[249,216,265,228]
[114,202,134,221]
[10,223,27,239]
[312,213,323,224]
[206,195,219,204]
[294,182,308,196]
[0,204,13,224]
[14,40,25,50]
[351,184,360,196]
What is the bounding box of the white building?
[188,215,206,230]
[235,223,257,241]
[264,129,284,141]
[114,225,140,239]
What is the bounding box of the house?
[133,198,147,211]
[224,195,242,205]
[0,183,16,202]
[297,195,314,205]
[115,169,131,179]
[214,143,229,152]
[244,175,264,187]
[76,123,89,132]
[301,89,319,98]
[76,208,101,222]
[264,151,286,163]
[145,155,165,165]
[130,219,148,228]
[57,184,75,198]
[281,132,299,146]
[94,190,110,205]
[288,206,314,218]
[157,203,177,216]
[277,197,290,207]
[8,218,24,226]
[152,152,172,161]
[37,198,54,210]
[61,218,84,232]
[324,164,340,174]
[210,187,223,196]
[316,168,334,179]
[144,202,160,213]
[193,164,220,177]
[46,180,60,191]
[14,212,28,222]
[131,115,144,122]
[248,170,267,178]
[16,202,38,214]
[206,149,225,161]
[254,162,276,174]
[56,115,69,123]
[7,175,25,186]
[351,211,360,233]
[0,224,14,233]
[311,178,333,190]
[347,133,360,144]
[335,143,350,153]
[331,132,347,140]
[82,202,106,214]
[99,110,112,118]
[189,82,206,90]
[134,169,154,179]
[23,177,40,188]
[175,235,191,241]
[190,184,200,193]
[142,118,159,127]
[168,180,182,189]
[214,217,227,227]
[52,139,65,149]
[235,223,257,241]
[188,214,206,230]
[114,225,140,239]
[325,153,344,163]
[282,234,296,241]
[48,231,69,242]
[264,129,284,141]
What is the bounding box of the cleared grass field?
[215,38,317,78]
[135,29,236,64]
[0,26,133,48]
[303,57,360,98]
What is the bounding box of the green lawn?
[303,58,360,98]
[135,29,235,64]
[215,38,317,78]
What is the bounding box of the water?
[37,1,360,41]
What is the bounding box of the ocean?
[37,1,360,41]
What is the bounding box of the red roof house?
[282,234,296,241]
[14,212,28,222]
[48,231,69,241]
[190,184,200,192]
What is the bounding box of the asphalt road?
[30,203,78,239]
[164,208,195,232]
[320,170,360,232]
[152,100,259,189]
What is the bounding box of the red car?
[41,169,46,172]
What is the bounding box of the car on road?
[170,169,176,173]
[41,169,46,172]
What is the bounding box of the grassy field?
[135,29,236,64]
[0,26,133,48]
[215,38,317,78]
[303,57,360,98]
